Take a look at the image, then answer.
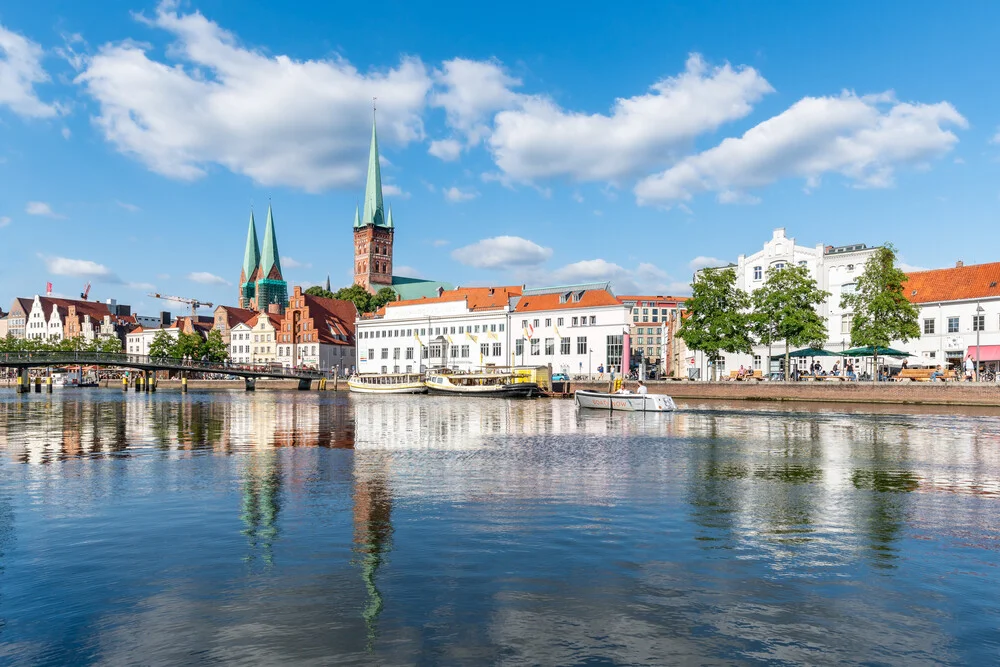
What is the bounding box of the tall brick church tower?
[353,116,394,294]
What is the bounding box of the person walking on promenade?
[965,354,975,381]
[832,362,840,376]
[597,363,605,380]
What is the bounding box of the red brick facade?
[354,225,394,293]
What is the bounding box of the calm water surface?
[0,391,999,665]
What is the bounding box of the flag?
[46,282,52,296]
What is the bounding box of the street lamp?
[976,302,984,382]
[588,348,593,377]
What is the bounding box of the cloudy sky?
[1,1,997,312]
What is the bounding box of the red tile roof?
[215,305,258,327]
[302,294,358,345]
[905,262,1000,304]
[617,295,688,303]
[515,289,622,312]
[387,286,523,311]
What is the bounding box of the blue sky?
[1,0,999,314]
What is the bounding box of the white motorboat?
[348,373,427,394]
[425,369,538,397]
[574,389,677,412]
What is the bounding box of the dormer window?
[573,291,584,303]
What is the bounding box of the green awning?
[787,348,842,358]
[841,346,912,358]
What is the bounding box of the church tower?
[240,210,260,309]
[353,116,395,293]
[253,203,288,312]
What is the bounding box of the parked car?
[552,373,569,382]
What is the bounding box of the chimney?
[268,303,280,315]
[160,311,172,327]
[956,260,964,268]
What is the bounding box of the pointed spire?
[242,210,260,282]
[325,274,331,292]
[353,203,361,229]
[361,116,384,227]
[386,204,393,229]
[259,203,282,279]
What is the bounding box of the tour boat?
[348,373,428,394]
[574,389,677,412]
[424,369,539,397]
[52,369,99,388]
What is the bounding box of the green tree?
[840,244,920,351]
[96,336,123,354]
[203,329,228,363]
[333,284,374,313]
[677,267,753,381]
[304,286,336,300]
[148,330,176,359]
[751,265,830,379]
[371,287,397,310]
[174,332,204,360]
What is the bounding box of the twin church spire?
[240,204,287,312]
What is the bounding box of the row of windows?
[514,337,588,356]
[922,315,994,335]
[521,316,595,328]
[634,327,662,335]
[635,336,662,345]
[751,261,812,280]
[361,323,504,339]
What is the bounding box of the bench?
[894,368,937,382]
[728,370,764,381]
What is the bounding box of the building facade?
[214,305,257,346]
[275,286,356,372]
[238,205,287,312]
[618,295,686,375]
[229,313,281,366]
[687,228,878,378]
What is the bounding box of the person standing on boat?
[636,381,648,395]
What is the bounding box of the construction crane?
[80,282,91,301]
[147,293,214,319]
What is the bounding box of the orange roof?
[617,295,688,303]
[515,289,622,312]
[387,286,523,311]
[905,262,1000,304]
[215,305,257,326]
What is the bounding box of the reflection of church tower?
[353,116,395,294]
[241,451,282,567]
[353,459,393,649]
[239,205,288,312]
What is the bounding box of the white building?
[354,283,631,376]
[229,313,281,366]
[687,228,877,378]
[126,324,180,356]
[901,261,1000,374]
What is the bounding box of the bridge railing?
[0,352,328,379]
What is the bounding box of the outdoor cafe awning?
[969,345,1000,362]
[787,348,842,358]
[841,346,912,358]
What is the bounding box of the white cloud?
[0,24,59,118]
[42,255,118,281]
[429,58,522,159]
[451,235,552,269]
[393,265,425,279]
[488,54,772,182]
[280,256,311,269]
[688,256,729,271]
[187,271,230,286]
[75,4,432,192]
[0,216,10,228]
[635,92,967,205]
[432,239,449,247]
[549,258,690,295]
[26,201,65,218]
[428,138,462,161]
[61,127,71,139]
[116,200,140,212]
[382,183,411,199]
[444,186,478,202]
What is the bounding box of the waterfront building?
[686,228,878,378]
[213,305,258,346]
[351,117,451,299]
[355,283,630,376]
[126,316,212,356]
[23,296,113,343]
[0,309,7,338]
[229,312,281,366]
[617,294,687,375]
[902,261,1000,373]
[275,286,356,372]
[238,205,288,313]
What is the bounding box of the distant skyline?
[2,1,999,314]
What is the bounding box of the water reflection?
[0,393,999,664]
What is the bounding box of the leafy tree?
[174,332,204,360]
[751,265,830,379]
[333,284,374,313]
[305,286,336,300]
[96,336,123,354]
[203,329,228,363]
[840,244,920,351]
[148,330,176,359]
[372,287,397,310]
[677,267,753,381]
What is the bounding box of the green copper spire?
[386,204,393,229]
[259,204,282,279]
[353,204,361,229]
[242,210,260,281]
[361,117,384,227]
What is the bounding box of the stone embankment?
[572,380,1000,407]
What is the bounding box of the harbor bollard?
[34,377,41,393]
[150,376,156,393]
[181,377,188,393]
[46,377,52,393]
[122,376,128,391]
[144,373,150,393]
[135,375,143,393]
[16,374,24,394]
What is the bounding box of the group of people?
[792,359,858,381]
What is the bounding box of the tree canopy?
[677,267,753,380]
[304,286,336,300]
[840,244,920,350]
[0,334,124,354]
[322,284,398,314]
[751,264,829,377]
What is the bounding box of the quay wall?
[572,380,1000,407]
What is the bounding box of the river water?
[0,391,998,665]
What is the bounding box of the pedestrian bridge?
[0,351,328,392]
